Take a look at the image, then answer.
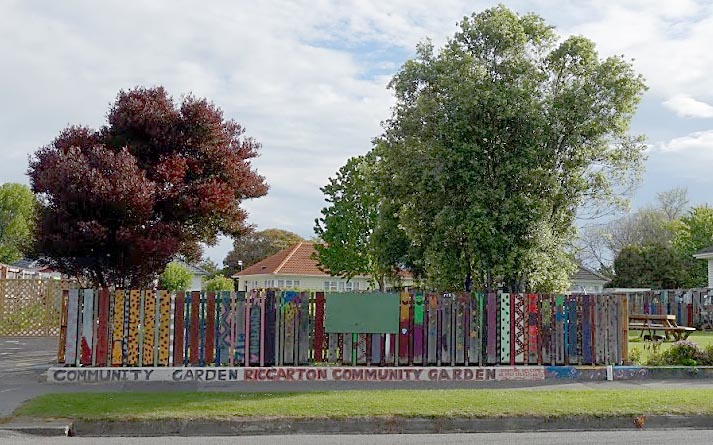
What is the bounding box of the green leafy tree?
[672,205,713,287]
[224,228,303,275]
[0,183,36,264]
[314,154,412,291]
[376,6,646,292]
[160,262,192,292]
[203,274,235,292]
[610,243,691,288]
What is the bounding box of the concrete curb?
[72,415,713,436]
[0,419,72,436]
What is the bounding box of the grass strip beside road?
[15,389,713,420]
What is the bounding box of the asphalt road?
[3,431,713,445]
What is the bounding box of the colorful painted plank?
[234,291,246,365]
[512,293,526,365]
[157,290,171,366]
[216,291,231,365]
[110,290,125,366]
[203,292,216,365]
[486,292,497,365]
[79,289,94,366]
[413,292,425,365]
[467,292,483,366]
[172,292,186,366]
[441,294,453,365]
[126,290,140,366]
[540,296,552,365]
[527,294,539,365]
[264,290,277,366]
[554,295,564,365]
[94,288,110,367]
[567,295,578,364]
[298,292,310,365]
[342,333,353,365]
[454,293,466,365]
[141,290,156,366]
[249,291,262,365]
[313,292,326,362]
[499,293,510,365]
[371,333,382,365]
[398,291,410,365]
[282,291,296,365]
[328,333,338,363]
[356,333,367,364]
[582,295,593,364]
[65,289,80,366]
[426,294,438,365]
[187,291,200,366]
[57,290,69,364]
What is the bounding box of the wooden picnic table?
[628,313,696,341]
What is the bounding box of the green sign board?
[324,292,400,333]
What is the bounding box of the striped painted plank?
[413,292,425,365]
[204,292,216,365]
[298,292,310,365]
[467,292,479,365]
[313,292,326,362]
[65,289,80,366]
[454,293,466,365]
[95,288,110,366]
[499,293,511,365]
[157,290,171,366]
[79,289,94,366]
[427,294,438,365]
[57,290,69,364]
[126,290,141,366]
[216,291,231,365]
[172,292,186,366]
[486,293,497,365]
[141,290,156,366]
[399,292,410,365]
[441,294,452,365]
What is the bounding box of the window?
[278,279,285,288]
[323,281,330,291]
[285,280,293,288]
[338,281,345,291]
[323,281,338,291]
[345,281,353,291]
[293,280,300,289]
[354,282,359,291]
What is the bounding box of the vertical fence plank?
[499,293,510,365]
[527,294,539,365]
[110,290,125,366]
[467,292,480,365]
[398,291,410,365]
[582,295,592,365]
[204,292,216,365]
[356,333,367,365]
[188,291,200,366]
[298,292,310,365]
[249,291,261,366]
[567,295,578,364]
[413,292,425,365]
[157,290,171,366]
[328,333,338,363]
[57,289,69,364]
[79,289,94,366]
[173,292,186,366]
[513,293,526,365]
[427,294,438,365]
[140,290,155,366]
[95,288,110,367]
[65,289,80,366]
[486,293,497,365]
[126,290,140,366]
[342,332,353,365]
[540,296,551,365]
[621,293,629,364]
[455,293,466,365]
[234,291,246,365]
[313,292,325,363]
[283,291,296,365]
[265,290,277,366]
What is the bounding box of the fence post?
[621,293,628,365]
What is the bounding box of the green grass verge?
[15,389,713,420]
[629,332,713,364]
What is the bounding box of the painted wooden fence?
[58,289,628,367]
[625,288,713,330]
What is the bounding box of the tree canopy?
[0,183,36,264]
[671,205,713,287]
[374,6,646,292]
[314,154,413,291]
[223,228,304,275]
[160,262,192,292]
[28,87,267,287]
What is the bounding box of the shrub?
[203,275,235,292]
[160,262,192,292]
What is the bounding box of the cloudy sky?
[2,0,712,265]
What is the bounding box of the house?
[569,264,610,294]
[693,246,713,288]
[232,242,377,292]
[0,259,62,279]
[175,260,209,291]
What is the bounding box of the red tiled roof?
[233,242,331,277]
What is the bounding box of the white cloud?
[663,95,713,118]
[658,130,713,153]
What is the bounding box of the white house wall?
[237,274,374,292]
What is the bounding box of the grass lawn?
[628,331,713,364]
[15,389,713,420]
